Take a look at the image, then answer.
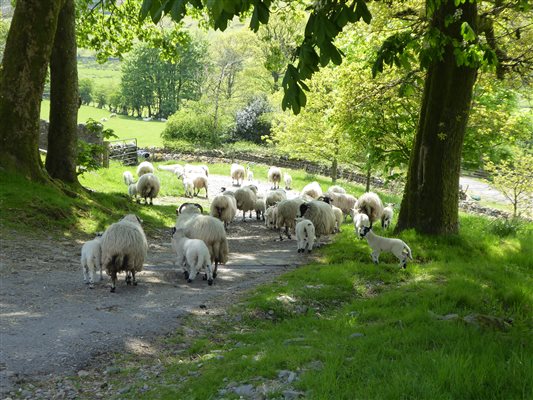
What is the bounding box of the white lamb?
[101,214,147,292]
[267,166,282,189]
[331,205,343,233]
[231,163,246,186]
[123,171,138,201]
[353,212,371,236]
[284,174,293,190]
[359,226,413,269]
[171,227,213,285]
[137,161,154,177]
[255,197,266,221]
[184,164,209,177]
[81,235,103,288]
[302,181,323,199]
[246,166,254,181]
[265,205,278,230]
[381,203,395,229]
[295,218,316,253]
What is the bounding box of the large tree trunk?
[46,0,80,184]
[0,0,63,181]
[396,0,478,235]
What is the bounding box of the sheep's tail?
[404,243,413,260]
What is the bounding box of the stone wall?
[39,119,103,150]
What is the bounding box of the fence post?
[103,141,109,168]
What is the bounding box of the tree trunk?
[365,166,371,193]
[0,0,63,181]
[396,0,478,235]
[331,157,338,183]
[46,0,79,184]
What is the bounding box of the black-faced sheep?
[298,200,336,240]
[176,203,229,279]
[327,191,357,221]
[268,166,282,189]
[171,227,213,285]
[302,181,323,199]
[101,214,147,292]
[354,192,384,228]
[137,161,154,177]
[231,163,246,186]
[81,234,103,288]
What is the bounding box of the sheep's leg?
[87,261,95,288]
[213,259,218,279]
[371,251,380,264]
[125,272,132,285]
[206,264,213,285]
[285,226,291,240]
[242,211,246,222]
[132,270,137,286]
[110,271,117,293]
[82,262,89,284]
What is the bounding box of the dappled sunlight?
[124,337,158,356]
[0,310,44,319]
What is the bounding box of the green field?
[40,99,166,147]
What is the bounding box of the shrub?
[233,96,272,143]
[488,218,524,237]
[161,107,216,145]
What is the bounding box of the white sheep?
[381,203,395,229]
[354,192,384,228]
[158,163,184,177]
[137,161,154,177]
[331,205,343,233]
[231,163,246,186]
[353,212,371,237]
[184,164,209,177]
[255,197,266,221]
[176,203,229,279]
[123,171,138,201]
[298,200,336,240]
[276,198,305,240]
[81,235,103,288]
[210,193,237,229]
[359,226,413,269]
[295,218,316,253]
[181,175,195,198]
[284,174,293,190]
[328,185,346,194]
[327,192,357,221]
[246,166,254,181]
[267,166,282,189]
[137,173,160,205]
[171,227,213,285]
[265,189,287,208]
[101,214,148,292]
[302,181,323,199]
[191,174,209,198]
[265,205,278,230]
[234,186,257,221]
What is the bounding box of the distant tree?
[93,85,109,109]
[78,78,93,105]
[0,12,9,59]
[233,96,272,143]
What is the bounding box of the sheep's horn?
[178,203,193,214]
[193,203,203,214]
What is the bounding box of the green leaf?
[355,0,372,24]
[460,22,476,42]
[140,0,153,20]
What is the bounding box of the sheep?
[381,203,395,229]
[101,214,148,292]
[328,185,346,194]
[265,189,287,209]
[284,174,292,190]
[191,174,209,198]
[123,171,138,200]
[267,166,282,189]
[176,203,229,279]
[137,161,154,177]
[184,164,209,177]
[354,192,384,228]
[210,193,237,229]
[234,186,257,221]
[331,205,343,233]
[328,192,358,221]
[255,197,266,221]
[246,166,254,181]
[158,163,183,173]
[171,227,213,285]
[136,173,160,205]
[123,171,134,186]
[359,226,413,269]
[231,163,246,186]
[276,198,305,240]
[181,175,195,198]
[265,205,278,230]
[298,200,336,240]
[302,181,323,199]
[81,234,103,288]
[353,212,371,237]
[295,218,316,253]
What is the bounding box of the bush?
[233,96,272,143]
[161,107,217,145]
[489,218,524,237]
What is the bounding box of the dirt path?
[0,175,314,395]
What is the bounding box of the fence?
[106,138,138,166]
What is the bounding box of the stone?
[350,333,365,338]
[233,384,256,397]
[77,370,90,377]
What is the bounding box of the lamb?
[210,192,237,229]
[136,173,160,205]
[354,192,384,228]
[191,174,209,198]
[136,161,154,177]
[301,181,323,199]
[184,164,209,177]
[81,234,103,288]
[123,171,138,201]
[276,198,305,240]
[231,163,246,186]
[331,205,343,233]
[298,200,336,240]
[171,227,213,285]
[381,203,395,229]
[265,189,287,208]
[353,212,371,237]
[158,163,184,177]
[101,214,148,292]
[328,185,346,194]
[328,192,358,221]
[267,166,282,189]
[255,197,266,221]
[359,226,413,269]
[265,205,278,230]
[181,175,195,198]
[284,174,293,190]
[176,203,229,279]
[234,186,258,221]
[246,166,254,181]
[295,218,316,253]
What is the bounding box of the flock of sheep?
[81,161,413,292]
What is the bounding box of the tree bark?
[0,0,63,181]
[396,0,478,235]
[46,0,80,184]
